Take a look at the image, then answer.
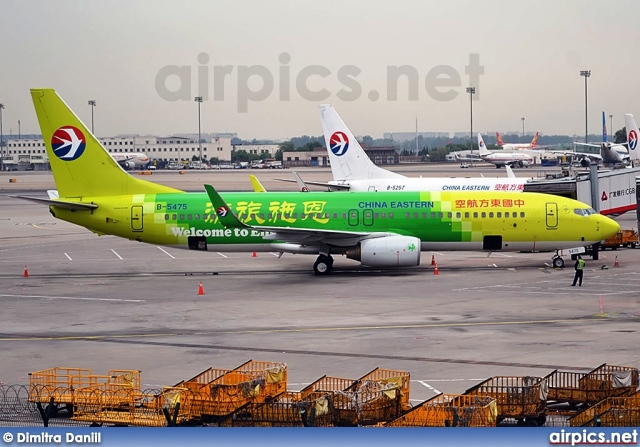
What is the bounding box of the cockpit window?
[574,208,596,216]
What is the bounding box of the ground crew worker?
[571,255,586,286]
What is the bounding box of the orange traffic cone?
[23,266,29,278]
[252,252,257,257]
[431,255,436,266]
[197,281,205,295]
[433,264,439,275]
[614,256,619,267]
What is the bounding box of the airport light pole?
[580,70,591,143]
[466,87,475,154]
[88,100,96,134]
[521,117,525,138]
[0,103,4,172]
[194,96,203,163]
[609,114,613,137]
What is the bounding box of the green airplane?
[19,89,619,275]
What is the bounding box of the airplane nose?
[599,214,620,239]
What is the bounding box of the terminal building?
[0,135,233,171]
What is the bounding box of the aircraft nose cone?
[600,215,620,239]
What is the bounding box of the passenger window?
[389,212,394,219]
[414,212,419,219]
[481,212,486,218]
[341,213,347,219]
[497,212,502,218]
[381,212,386,218]
[489,212,494,218]
[405,213,411,219]
[520,212,525,218]
[374,213,379,218]
[447,212,452,218]
[172,214,177,221]
[164,214,169,220]
[438,212,443,218]
[473,212,478,218]
[464,212,469,218]
[505,212,510,218]
[180,214,185,220]
[195,214,200,220]
[187,214,192,220]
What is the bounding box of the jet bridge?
[524,166,640,216]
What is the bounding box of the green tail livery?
[19,89,620,275]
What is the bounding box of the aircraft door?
[545,202,558,229]
[348,209,359,226]
[131,205,143,232]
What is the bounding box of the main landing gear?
[313,254,334,275]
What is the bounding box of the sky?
[1,0,639,140]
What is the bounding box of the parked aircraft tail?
[602,111,608,143]
[496,132,505,146]
[30,88,181,198]
[625,114,640,161]
[477,133,491,156]
[319,105,404,181]
[530,132,539,147]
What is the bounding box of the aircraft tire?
[552,257,564,268]
[313,255,332,275]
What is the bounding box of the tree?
[279,141,295,152]
[614,127,627,144]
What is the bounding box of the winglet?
[292,171,310,192]
[249,174,267,192]
[203,184,249,229]
[505,165,515,178]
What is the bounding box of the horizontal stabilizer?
[11,195,98,211]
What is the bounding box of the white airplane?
[109,152,150,169]
[462,134,534,168]
[574,112,629,166]
[496,132,539,150]
[284,105,528,193]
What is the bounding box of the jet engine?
[122,161,135,170]
[346,236,421,267]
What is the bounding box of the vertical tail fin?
[530,132,539,147]
[624,114,639,161]
[495,132,505,146]
[602,111,608,143]
[477,133,491,156]
[31,88,181,198]
[318,105,403,180]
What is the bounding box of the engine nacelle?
[123,161,135,169]
[346,236,421,268]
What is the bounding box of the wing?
[274,177,351,191]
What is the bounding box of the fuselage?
[50,190,619,254]
[328,177,527,193]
